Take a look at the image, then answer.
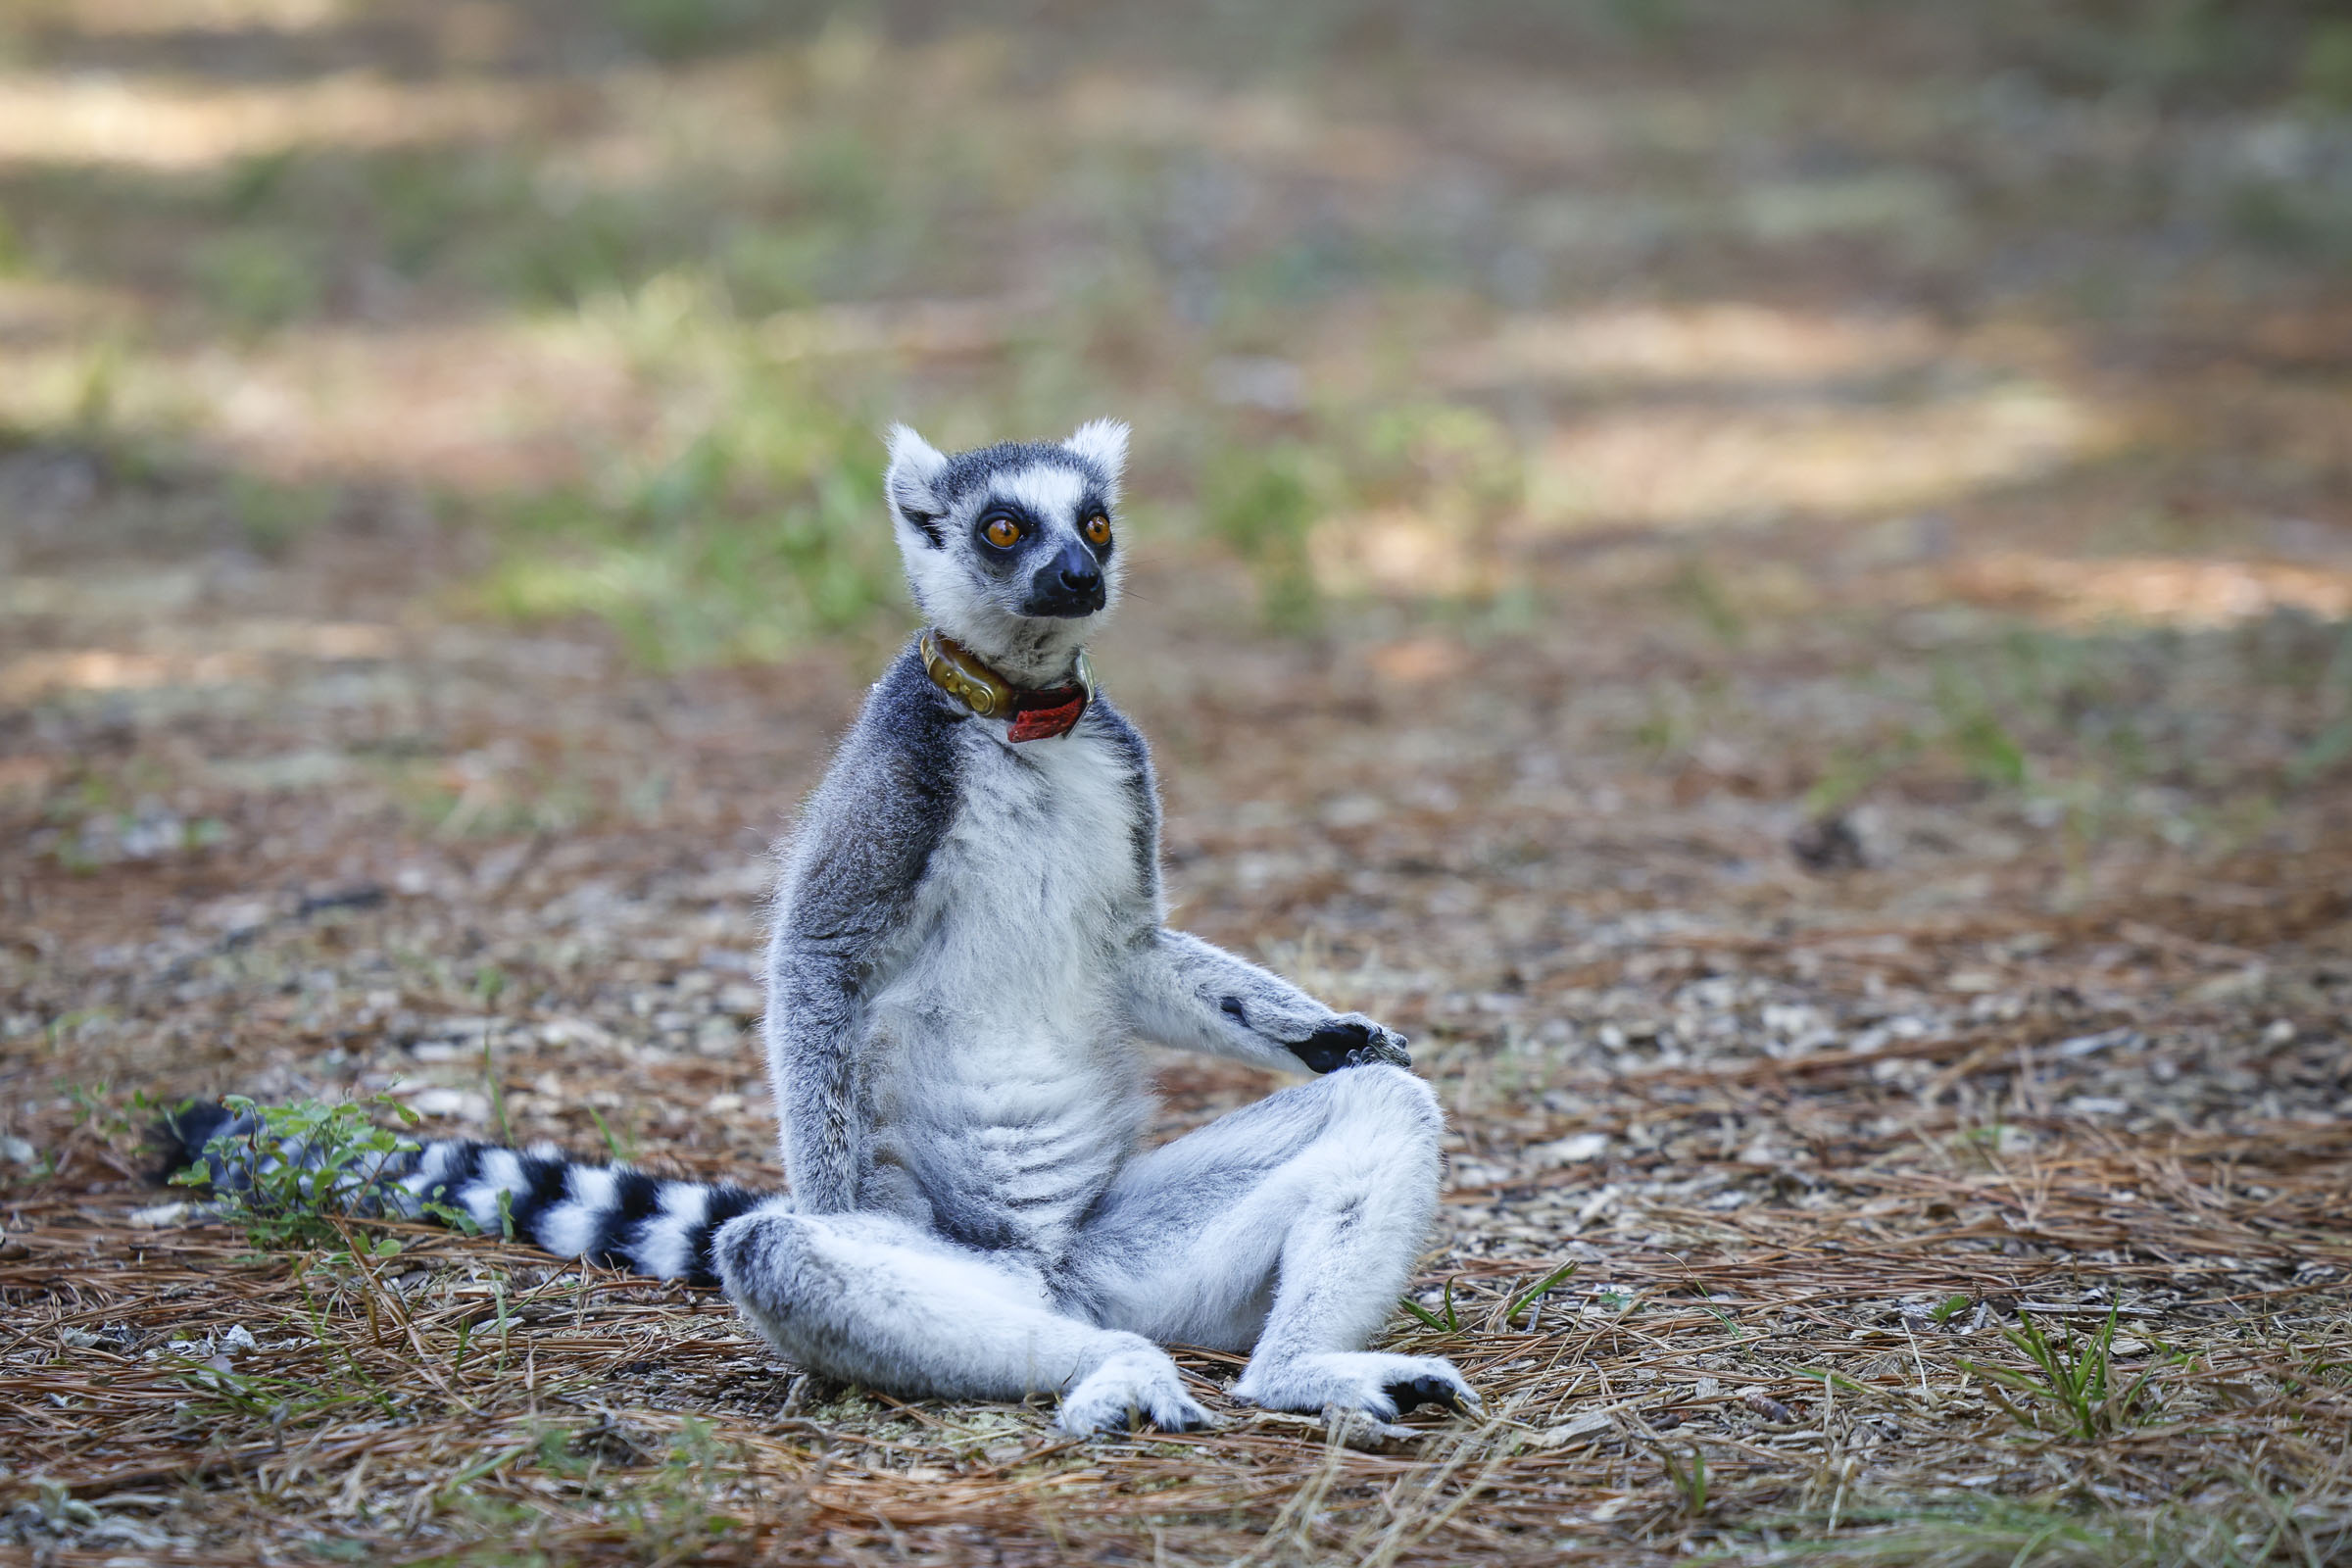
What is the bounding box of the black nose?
[1022,540,1107,617]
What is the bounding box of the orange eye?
[1083,512,1111,547]
[982,514,1022,548]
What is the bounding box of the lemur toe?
[1233,1350,1476,1424]
[1385,1373,1471,1416]
[1061,1394,1217,1437]
[1152,1401,1217,1435]
[1348,1034,1412,1069]
[1057,1348,1219,1437]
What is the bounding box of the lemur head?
[884,420,1128,686]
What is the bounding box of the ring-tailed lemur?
[163,419,1478,1435]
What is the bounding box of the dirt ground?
[3,3,2351,1563]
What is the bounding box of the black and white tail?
[157,1102,776,1288]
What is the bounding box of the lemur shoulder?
[166,419,1477,1435]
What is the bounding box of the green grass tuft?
[1205,441,1327,632]
[172,1093,425,1257]
[1960,1304,2157,1441]
[476,337,903,669]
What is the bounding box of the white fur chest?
[863,717,1150,1249]
[898,717,1140,1018]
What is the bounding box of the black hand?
[1287,1018,1412,1074]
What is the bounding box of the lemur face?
[884,421,1128,669]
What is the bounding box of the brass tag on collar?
[920,630,1009,718]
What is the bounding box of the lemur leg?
[711,1205,1213,1436]
[1062,1063,1476,1422]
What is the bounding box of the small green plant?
[1797,1366,1873,1399]
[1960,1121,2021,1154]
[1503,1260,1581,1327]
[586,1104,638,1164]
[618,1418,738,1557]
[1962,1305,2157,1440]
[1398,1277,1461,1333]
[612,0,778,59]
[2308,20,2352,108]
[187,231,323,331]
[2286,624,2352,787]
[227,474,333,558]
[173,1350,397,1427]
[1698,1303,1748,1338]
[1667,556,1744,647]
[1204,442,1325,632]
[67,1080,164,1149]
[1658,1443,1708,1516]
[22,1480,101,1535]
[1930,1294,1973,1327]
[172,1094,424,1255]
[1933,662,2028,790]
[1801,730,1921,818]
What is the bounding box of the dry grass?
[6,868,2349,1564]
[5,1,2352,1562]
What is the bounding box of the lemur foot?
[1230,1351,1481,1422]
[1058,1346,1218,1437]
[1287,1014,1412,1074]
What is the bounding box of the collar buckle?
[920,631,1094,742]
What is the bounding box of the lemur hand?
[1286,1013,1412,1074]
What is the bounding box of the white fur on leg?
[1230,1350,1481,1420]
[1057,1346,1214,1436]
[1065,1064,1474,1424]
[713,1204,1212,1435]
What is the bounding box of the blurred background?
[4,1,2352,1160]
[6,7,2352,1558]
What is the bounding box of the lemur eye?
[982,514,1022,549]
[1082,512,1111,547]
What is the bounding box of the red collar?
[918,630,1096,743]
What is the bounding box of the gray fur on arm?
[1119,927,1411,1074]
[765,655,961,1210]
[766,942,866,1211]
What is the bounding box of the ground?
[3,2,2351,1564]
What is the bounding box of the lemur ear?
[885,423,949,543]
[1063,418,1129,486]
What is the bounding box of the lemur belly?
[865,723,1148,1257]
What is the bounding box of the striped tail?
[157,1101,776,1288]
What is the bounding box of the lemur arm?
[1118,927,1412,1074]
[764,929,875,1214]
[764,659,959,1212]
[1088,700,1408,1074]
